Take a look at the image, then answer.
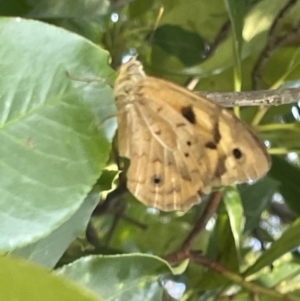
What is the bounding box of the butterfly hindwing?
[119,104,205,211]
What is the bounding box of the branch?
[196,87,300,107]
[190,252,300,301]
[181,191,223,252]
[206,20,231,58]
[185,21,231,90]
[164,191,223,264]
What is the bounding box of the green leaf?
[148,0,228,81]
[0,18,116,251]
[160,0,227,41]
[201,198,240,289]
[0,1,111,42]
[0,255,103,301]
[27,0,110,20]
[108,201,209,256]
[214,205,240,272]
[129,0,155,19]
[239,177,280,232]
[97,169,119,192]
[269,156,300,215]
[258,124,300,150]
[0,0,32,16]
[152,25,205,66]
[58,254,175,301]
[260,104,294,125]
[257,261,300,288]
[244,218,300,277]
[224,0,246,86]
[223,187,243,260]
[263,44,300,88]
[181,0,290,79]
[12,188,101,268]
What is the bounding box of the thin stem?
[191,252,300,301]
[257,123,300,133]
[164,191,223,264]
[251,107,268,126]
[268,148,291,155]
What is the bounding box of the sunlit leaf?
[0,18,116,251]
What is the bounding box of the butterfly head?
[114,56,146,104]
[117,56,146,81]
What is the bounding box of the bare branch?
[164,191,223,264]
[190,252,300,301]
[196,87,300,107]
[206,20,231,58]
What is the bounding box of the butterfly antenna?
[65,69,115,88]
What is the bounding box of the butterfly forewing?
[140,77,270,185]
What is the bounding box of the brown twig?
[92,183,127,216]
[274,22,300,50]
[197,87,300,107]
[120,214,148,230]
[269,201,297,223]
[185,21,231,90]
[207,20,231,58]
[105,204,126,246]
[164,191,223,264]
[89,181,147,247]
[86,222,102,249]
[104,203,148,246]
[182,191,223,252]
[190,252,300,301]
[252,0,298,89]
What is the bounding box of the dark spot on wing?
[215,156,227,177]
[232,148,242,159]
[154,130,161,135]
[205,141,217,149]
[213,122,221,144]
[184,153,189,157]
[151,175,163,186]
[176,122,186,127]
[187,141,192,146]
[181,106,196,124]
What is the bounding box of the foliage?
[1,0,300,300]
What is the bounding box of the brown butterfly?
[113,57,271,212]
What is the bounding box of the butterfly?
[113,57,271,212]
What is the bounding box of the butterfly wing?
[141,77,271,187]
[118,101,208,211]
[115,58,271,212]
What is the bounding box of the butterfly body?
[114,57,271,211]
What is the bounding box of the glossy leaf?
[152,25,205,66]
[269,156,300,215]
[244,218,300,277]
[239,177,280,232]
[223,187,243,259]
[58,254,174,301]
[0,18,116,251]
[12,188,101,268]
[224,0,246,85]
[0,255,102,301]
